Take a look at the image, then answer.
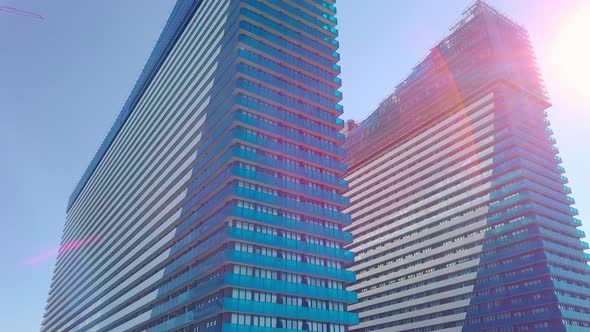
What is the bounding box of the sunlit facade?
[42,1,357,331]
[343,2,590,332]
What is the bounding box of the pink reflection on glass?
[21,235,100,266]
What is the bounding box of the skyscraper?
[42,1,357,331]
[343,2,590,332]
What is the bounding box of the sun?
[545,1,590,99]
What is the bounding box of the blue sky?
[1,0,588,330]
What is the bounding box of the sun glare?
[546,2,590,99]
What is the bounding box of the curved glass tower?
[42,1,357,331]
[343,2,590,332]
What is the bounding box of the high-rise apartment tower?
[42,1,357,331]
[343,2,590,332]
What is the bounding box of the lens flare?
[21,236,100,266]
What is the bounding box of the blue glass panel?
[226,249,355,282]
[222,298,358,324]
[224,273,356,303]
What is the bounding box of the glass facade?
[343,2,590,332]
[42,1,357,331]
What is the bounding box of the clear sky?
[1,0,588,330]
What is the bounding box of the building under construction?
[343,1,590,331]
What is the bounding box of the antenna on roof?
[0,6,44,20]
